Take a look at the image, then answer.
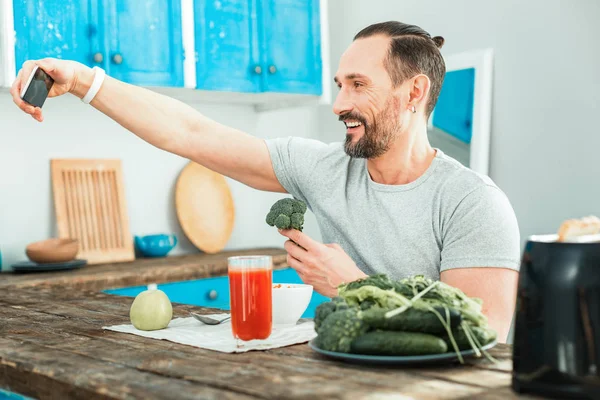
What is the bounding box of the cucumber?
[442,326,497,350]
[360,306,461,334]
[350,330,448,356]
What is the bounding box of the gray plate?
[308,338,498,365]
[11,259,87,273]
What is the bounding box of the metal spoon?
[190,312,231,325]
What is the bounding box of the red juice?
[228,267,272,341]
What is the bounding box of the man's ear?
[408,74,431,112]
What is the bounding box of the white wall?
[0,92,322,270]
[322,0,600,246]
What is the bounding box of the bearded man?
[11,21,520,342]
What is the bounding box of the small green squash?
[129,284,173,331]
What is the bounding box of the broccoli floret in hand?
[290,213,304,230]
[274,214,291,229]
[266,198,307,231]
[291,199,307,214]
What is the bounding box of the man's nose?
[333,90,352,116]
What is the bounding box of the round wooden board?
[175,162,235,254]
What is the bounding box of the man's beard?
[342,98,401,159]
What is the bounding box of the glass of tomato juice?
[228,255,273,342]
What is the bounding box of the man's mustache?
[339,113,367,126]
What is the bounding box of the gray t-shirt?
[265,137,521,281]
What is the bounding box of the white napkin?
[103,313,317,353]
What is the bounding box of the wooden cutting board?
[50,159,135,264]
[175,161,235,254]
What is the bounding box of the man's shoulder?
[433,150,505,204]
[269,136,344,156]
[295,137,346,156]
[279,137,350,166]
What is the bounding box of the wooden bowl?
[26,238,79,264]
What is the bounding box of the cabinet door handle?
[112,54,123,65]
[268,65,277,74]
[207,290,218,300]
[93,53,103,63]
[253,65,262,74]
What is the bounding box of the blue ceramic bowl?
[134,234,177,258]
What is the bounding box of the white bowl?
[272,283,313,327]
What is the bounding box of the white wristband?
[81,66,106,104]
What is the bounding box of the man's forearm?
[484,301,515,343]
[440,268,519,344]
[72,68,209,160]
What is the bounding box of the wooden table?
[0,249,544,400]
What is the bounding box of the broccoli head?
[314,302,337,331]
[316,308,369,353]
[266,198,307,231]
[331,296,350,310]
[314,297,351,332]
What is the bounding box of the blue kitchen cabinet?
[104,274,232,309]
[12,0,184,87]
[194,0,261,92]
[194,0,322,95]
[259,0,322,95]
[104,0,184,87]
[0,388,35,400]
[13,0,321,94]
[13,0,95,69]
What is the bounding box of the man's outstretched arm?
[11,58,286,193]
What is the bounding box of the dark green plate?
[11,259,87,273]
[308,338,497,365]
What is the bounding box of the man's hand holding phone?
[10,58,87,122]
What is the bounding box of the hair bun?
[432,36,445,48]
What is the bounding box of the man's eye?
[354,82,363,88]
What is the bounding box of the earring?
[408,105,416,113]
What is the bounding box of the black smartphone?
[20,66,54,108]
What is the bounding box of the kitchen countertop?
[0,248,542,400]
[0,248,288,291]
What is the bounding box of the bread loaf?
[557,215,600,242]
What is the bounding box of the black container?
[512,235,600,399]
